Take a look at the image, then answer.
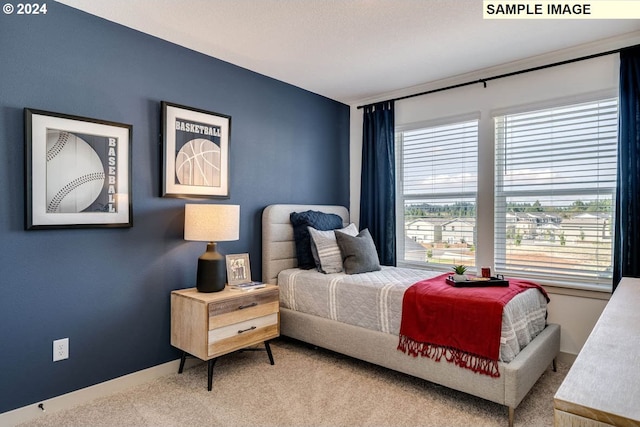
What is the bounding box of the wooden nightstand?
[171,285,279,390]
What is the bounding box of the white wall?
[348,34,640,358]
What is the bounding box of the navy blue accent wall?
[0,3,349,413]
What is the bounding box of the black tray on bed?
[446,275,509,287]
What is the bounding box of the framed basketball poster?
[24,109,133,230]
[161,101,231,198]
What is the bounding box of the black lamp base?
[196,242,226,293]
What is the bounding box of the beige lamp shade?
[184,204,240,242]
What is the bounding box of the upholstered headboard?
[261,204,349,284]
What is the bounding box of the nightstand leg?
[264,341,275,365]
[207,358,217,391]
[178,351,187,374]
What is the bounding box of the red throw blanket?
[397,273,549,377]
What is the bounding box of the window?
[494,99,618,285]
[395,97,618,289]
[396,118,478,269]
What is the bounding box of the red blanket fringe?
[398,334,500,378]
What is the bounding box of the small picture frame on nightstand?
[226,253,251,286]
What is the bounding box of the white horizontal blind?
[494,98,618,283]
[397,119,478,268]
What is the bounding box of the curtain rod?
[357,45,635,110]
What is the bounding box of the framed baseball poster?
[161,101,231,198]
[24,109,133,230]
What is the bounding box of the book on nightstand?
[229,281,266,291]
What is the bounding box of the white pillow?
[308,223,358,273]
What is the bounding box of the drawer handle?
[238,302,258,310]
[238,326,257,334]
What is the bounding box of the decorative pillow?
[290,210,344,269]
[309,223,358,274]
[335,228,381,274]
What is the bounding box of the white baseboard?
[0,357,201,427]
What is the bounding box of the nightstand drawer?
[208,288,279,329]
[207,313,279,357]
[209,312,278,342]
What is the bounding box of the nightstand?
[170,285,280,390]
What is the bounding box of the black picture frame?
[161,101,231,198]
[24,108,133,230]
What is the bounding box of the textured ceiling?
[56,0,640,104]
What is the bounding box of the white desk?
[554,277,640,426]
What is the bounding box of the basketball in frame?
[161,101,231,199]
[175,138,221,187]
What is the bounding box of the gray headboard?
[261,204,349,284]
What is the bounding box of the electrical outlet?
[53,338,69,362]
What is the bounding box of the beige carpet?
[20,338,566,427]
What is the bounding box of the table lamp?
[184,204,240,293]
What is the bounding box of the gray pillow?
[335,228,381,274]
[309,223,358,273]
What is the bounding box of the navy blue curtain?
[613,46,640,291]
[360,101,396,266]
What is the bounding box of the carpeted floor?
[19,338,566,427]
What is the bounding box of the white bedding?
[278,266,548,363]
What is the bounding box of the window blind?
[398,119,478,268]
[494,98,618,283]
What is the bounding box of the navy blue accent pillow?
[290,210,343,269]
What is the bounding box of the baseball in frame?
[25,108,133,230]
[161,101,231,198]
[46,130,106,214]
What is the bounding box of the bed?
[262,204,560,426]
